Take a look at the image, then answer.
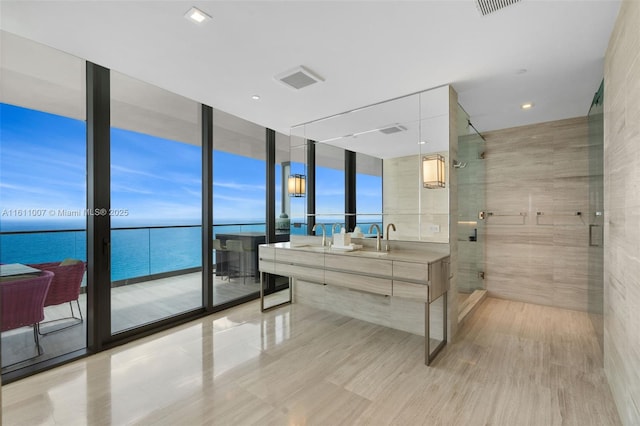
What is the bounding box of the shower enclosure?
[456,105,486,319]
[588,80,604,354]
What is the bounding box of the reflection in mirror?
[291,85,452,243]
[289,132,307,235]
[356,152,383,235]
[315,143,345,236]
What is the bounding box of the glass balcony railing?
[0,220,382,283]
[1,223,270,283]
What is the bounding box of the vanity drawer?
[393,261,428,283]
[324,254,392,277]
[258,259,277,274]
[275,263,324,284]
[324,270,392,296]
[276,249,322,267]
[259,246,276,261]
[393,280,428,301]
[258,246,277,274]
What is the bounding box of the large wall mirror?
[289,85,453,243]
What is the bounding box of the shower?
[456,105,487,323]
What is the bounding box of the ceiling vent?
[275,66,324,90]
[379,125,407,135]
[476,0,521,16]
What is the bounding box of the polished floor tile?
[1,297,621,425]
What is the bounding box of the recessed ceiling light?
[184,7,211,24]
[419,141,427,145]
[252,95,260,100]
[521,102,534,110]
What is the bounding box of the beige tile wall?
[603,0,640,424]
[383,152,449,243]
[483,117,593,311]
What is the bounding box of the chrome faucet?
[331,223,342,246]
[312,223,327,247]
[385,223,396,251]
[369,224,382,251]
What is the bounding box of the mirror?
[290,85,453,243]
[288,133,307,235]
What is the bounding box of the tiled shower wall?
[604,0,640,423]
[483,117,592,311]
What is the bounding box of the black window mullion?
[345,150,356,232]
[86,62,111,350]
[266,129,276,244]
[306,140,316,234]
[202,105,213,311]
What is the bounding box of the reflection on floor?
[1,273,259,372]
[2,297,621,425]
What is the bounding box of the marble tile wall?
[603,0,640,424]
[483,117,592,311]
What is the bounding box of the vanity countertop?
[261,241,449,264]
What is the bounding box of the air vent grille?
[276,66,324,90]
[379,125,407,135]
[476,0,521,16]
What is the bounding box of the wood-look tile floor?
[1,297,621,425]
[1,273,259,370]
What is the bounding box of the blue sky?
[1,103,381,231]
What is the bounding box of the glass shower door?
[456,106,486,304]
[588,81,604,354]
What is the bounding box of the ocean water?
[0,219,380,282]
[0,221,311,281]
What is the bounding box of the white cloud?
[214,181,266,191]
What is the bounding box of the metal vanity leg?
[260,271,265,312]
[425,300,430,365]
[425,292,448,366]
[260,273,293,313]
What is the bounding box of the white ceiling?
[0,0,620,140]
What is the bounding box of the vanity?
[271,85,459,365]
[258,240,450,365]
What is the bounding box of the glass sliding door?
[211,110,267,305]
[110,72,202,333]
[0,32,87,373]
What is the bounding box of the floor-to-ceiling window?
[109,72,202,333]
[0,31,288,382]
[0,31,87,372]
[211,110,267,305]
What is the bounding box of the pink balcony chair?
[1,270,54,356]
[27,260,86,335]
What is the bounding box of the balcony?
[0,223,273,372]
